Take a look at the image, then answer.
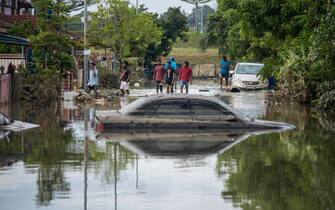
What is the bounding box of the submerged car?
[232,63,267,90]
[96,95,294,132]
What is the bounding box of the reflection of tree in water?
[27,128,74,206]
[2,105,76,206]
[216,104,335,210]
[90,142,136,186]
[36,164,71,206]
[1,104,137,207]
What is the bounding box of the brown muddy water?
[0,82,334,210]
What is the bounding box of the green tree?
[8,21,38,39]
[143,7,189,65]
[30,0,75,73]
[89,0,162,67]
[207,0,335,107]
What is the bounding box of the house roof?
[2,14,36,24]
[18,0,33,8]
[0,34,29,46]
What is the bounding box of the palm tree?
[181,0,213,32]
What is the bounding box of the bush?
[316,81,335,112]
[97,66,120,89]
[17,68,62,106]
[276,50,310,103]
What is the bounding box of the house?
[0,0,36,34]
[0,0,35,74]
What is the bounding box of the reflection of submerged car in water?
[98,129,283,157]
[96,95,294,132]
[232,63,267,90]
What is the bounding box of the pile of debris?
[75,90,95,102]
[75,89,120,103]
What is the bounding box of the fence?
[0,74,11,117]
[0,54,26,73]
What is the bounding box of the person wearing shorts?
[153,59,165,94]
[178,61,193,94]
[220,55,231,89]
[119,61,131,95]
[164,63,174,94]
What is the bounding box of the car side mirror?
[226,115,238,122]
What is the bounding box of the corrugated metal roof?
[0,34,29,45]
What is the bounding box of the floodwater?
[0,81,335,210]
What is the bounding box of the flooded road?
[0,81,335,210]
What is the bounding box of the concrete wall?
[191,64,218,78]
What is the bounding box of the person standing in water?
[164,62,174,94]
[119,61,131,95]
[220,55,231,89]
[153,59,165,95]
[178,61,193,94]
[87,62,99,93]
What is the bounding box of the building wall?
[0,0,33,15]
[0,74,11,117]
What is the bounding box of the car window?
[156,100,191,116]
[191,100,237,121]
[237,65,263,75]
[129,102,157,116]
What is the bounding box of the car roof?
[237,63,264,66]
[119,94,250,122]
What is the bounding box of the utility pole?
[83,0,88,90]
[136,0,139,14]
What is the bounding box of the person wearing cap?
[164,57,177,72]
[164,62,175,94]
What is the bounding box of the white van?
[231,63,267,90]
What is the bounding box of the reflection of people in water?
[89,107,96,128]
[120,96,129,108]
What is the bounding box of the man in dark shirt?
[119,61,131,95]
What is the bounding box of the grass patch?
[169,48,220,65]
[170,32,219,64]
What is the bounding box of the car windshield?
[237,64,264,75]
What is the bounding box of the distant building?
[0,0,36,34]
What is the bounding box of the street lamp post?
[83,0,88,90]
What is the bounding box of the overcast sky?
[128,0,217,14]
[82,0,217,15]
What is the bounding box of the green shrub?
[97,66,120,89]
[316,81,335,112]
[17,68,62,106]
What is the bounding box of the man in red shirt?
[153,59,165,94]
[178,61,193,94]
